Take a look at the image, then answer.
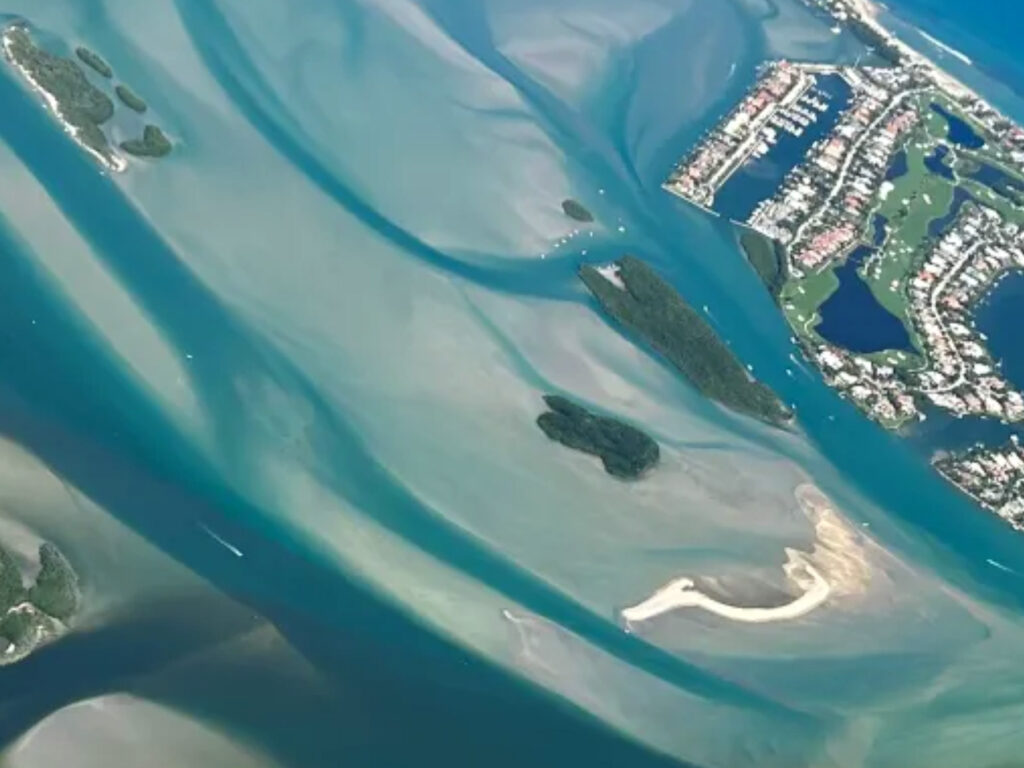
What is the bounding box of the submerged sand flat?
[622,484,870,626]
[2,695,278,768]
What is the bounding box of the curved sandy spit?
[621,558,830,626]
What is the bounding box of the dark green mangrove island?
[739,230,789,300]
[75,45,112,78]
[5,26,116,161]
[121,124,172,157]
[562,198,594,223]
[537,395,659,479]
[115,83,147,113]
[580,257,792,428]
[6,25,171,167]
[0,540,80,663]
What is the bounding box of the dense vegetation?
[848,18,903,65]
[580,257,792,428]
[0,539,79,657]
[0,609,34,646]
[537,395,659,479]
[0,546,24,613]
[0,536,78,659]
[28,543,80,620]
[0,541,79,622]
[75,46,112,78]
[7,27,115,156]
[561,199,594,223]
[115,83,147,113]
[121,124,172,157]
[740,230,788,300]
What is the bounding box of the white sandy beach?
[848,0,974,100]
[621,560,830,625]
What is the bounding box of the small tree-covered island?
[122,124,172,157]
[115,83,148,113]
[581,257,793,429]
[0,540,81,664]
[537,395,660,479]
[561,198,595,223]
[75,46,112,78]
[2,21,172,170]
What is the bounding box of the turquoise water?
[0,1,1023,767]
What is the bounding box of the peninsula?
[661,0,1024,526]
[739,229,789,299]
[0,540,80,664]
[537,395,659,479]
[580,257,792,428]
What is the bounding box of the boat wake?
[919,30,973,66]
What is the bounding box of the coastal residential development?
[664,0,1024,524]
[935,438,1024,531]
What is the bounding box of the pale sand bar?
[622,556,830,626]
[621,484,870,627]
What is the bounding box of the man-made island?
[0,540,81,664]
[536,395,659,479]
[3,21,172,170]
[661,0,1024,524]
[581,257,793,428]
[665,24,1024,429]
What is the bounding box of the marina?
[665,0,1024,521]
